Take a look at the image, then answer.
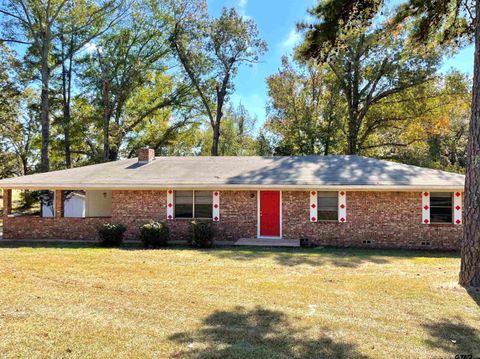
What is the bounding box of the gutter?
[0,183,465,192]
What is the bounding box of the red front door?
[259,191,281,237]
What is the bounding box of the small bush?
[98,223,126,247]
[140,221,170,248]
[189,220,215,248]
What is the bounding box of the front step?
[234,238,300,247]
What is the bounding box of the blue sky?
[207,0,475,126]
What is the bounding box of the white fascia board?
[0,183,465,192]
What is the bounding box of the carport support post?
[2,189,12,216]
[55,190,64,218]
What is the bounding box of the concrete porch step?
[234,238,300,247]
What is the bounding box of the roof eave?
[0,183,465,191]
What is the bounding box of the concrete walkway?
[234,238,300,247]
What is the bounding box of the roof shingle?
[0,155,465,190]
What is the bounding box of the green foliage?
[189,220,215,248]
[392,0,474,47]
[266,56,344,155]
[198,104,259,155]
[139,221,170,248]
[296,0,383,60]
[169,1,267,155]
[98,223,127,247]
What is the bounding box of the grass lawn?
[0,244,478,358]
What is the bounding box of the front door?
[259,191,281,238]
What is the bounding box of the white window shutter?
[453,191,462,225]
[338,191,346,222]
[212,191,220,222]
[310,191,317,222]
[167,189,174,220]
[422,191,430,224]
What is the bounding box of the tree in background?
[0,45,39,176]
[376,71,471,171]
[301,27,439,154]
[296,0,479,288]
[79,4,190,161]
[0,0,126,172]
[198,103,258,156]
[169,0,267,156]
[266,56,342,155]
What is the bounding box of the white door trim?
[257,190,282,239]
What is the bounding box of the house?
[0,149,465,249]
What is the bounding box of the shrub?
[189,220,215,248]
[98,223,126,247]
[139,221,170,248]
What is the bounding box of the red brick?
[3,190,462,249]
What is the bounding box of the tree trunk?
[61,48,72,168]
[460,0,480,288]
[211,122,220,156]
[102,79,110,161]
[62,34,74,169]
[40,42,50,173]
[347,113,359,155]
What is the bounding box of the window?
[430,192,453,223]
[174,191,212,219]
[317,192,338,221]
[194,191,213,218]
[174,191,194,218]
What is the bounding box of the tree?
[363,71,471,168]
[198,104,258,156]
[304,28,439,154]
[80,5,190,161]
[0,0,126,172]
[169,1,267,155]
[0,45,39,176]
[297,0,479,287]
[266,56,342,155]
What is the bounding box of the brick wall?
[2,189,462,249]
[283,191,462,250]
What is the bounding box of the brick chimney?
[138,148,155,163]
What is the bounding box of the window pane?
[430,208,453,223]
[175,204,193,218]
[195,204,212,219]
[430,194,452,207]
[194,191,212,218]
[195,191,213,205]
[430,192,453,223]
[175,191,193,218]
[317,192,338,220]
[175,191,193,204]
[318,211,337,221]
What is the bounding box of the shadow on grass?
[169,306,369,359]
[466,287,480,307]
[207,246,459,268]
[0,240,459,268]
[0,240,141,249]
[422,317,480,357]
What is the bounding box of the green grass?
[0,244,478,358]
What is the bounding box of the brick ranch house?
[0,149,465,249]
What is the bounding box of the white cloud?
[237,0,250,20]
[280,28,301,50]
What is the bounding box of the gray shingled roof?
[0,155,465,190]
